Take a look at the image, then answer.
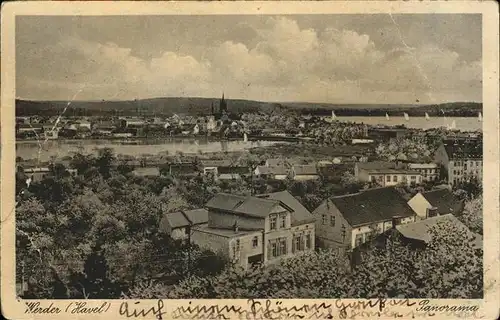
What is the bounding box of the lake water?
[16,139,278,162]
[328,116,482,132]
[16,116,481,161]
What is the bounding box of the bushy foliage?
[126,219,482,299]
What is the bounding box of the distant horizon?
[15,96,482,106]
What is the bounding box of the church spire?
[220,92,227,114]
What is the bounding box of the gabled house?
[313,187,417,252]
[159,209,209,240]
[407,188,464,220]
[190,192,315,270]
[290,165,319,181]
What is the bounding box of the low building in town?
[289,165,320,181]
[254,166,289,180]
[133,167,160,177]
[313,186,417,253]
[159,208,209,240]
[198,159,233,176]
[189,191,315,270]
[355,161,422,186]
[407,188,464,220]
[408,163,439,181]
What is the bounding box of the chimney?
[391,216,401,229]
[233,221,239,233]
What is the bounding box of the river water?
[16,117,480,161]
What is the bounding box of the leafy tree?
[457,195,483,235]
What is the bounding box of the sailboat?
[404,112,410,121]
[385,113,390,120]
[450,120,457,130]
[425,112,430,120]
[478,112,483,122]
[331,111,337,121]
[243,132,248,143]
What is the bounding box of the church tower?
[219,93,228,114]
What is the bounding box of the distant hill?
[15,98,482,117]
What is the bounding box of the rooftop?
[159,208,209,231]
[292,165,318,175]
[442,140,482,159]
[133,167,160,177]
[192,224,259,238]
[257,191,315,226]
[206,193,290,218]
[396,214,482,250]
[420,189,464,216]
[327,187,416,227]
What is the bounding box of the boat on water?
[448,120,457,130]
[425,112,430,120]
[404,113,410,121]
[243,133,248,143]
[331,111,337,121]
[478,112,482,122]
[385,113,390,120]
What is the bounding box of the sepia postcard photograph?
[1,1,499,319]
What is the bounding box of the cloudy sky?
[16,14,481,104]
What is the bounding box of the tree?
[458,195,483,235]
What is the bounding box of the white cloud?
[18,16,482,103]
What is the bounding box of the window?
[370,176,376,182]
[322,214,327,225]
[341,225,346,242]
[270,214,277,230]
[293,235,303,252]
[386,176,391,182]
[305,234,311,249]
[330,215,335,227]
[393,175,398,182]
[252,236,258,248]
[269,238,287,259]
[280,214,286,228]
[232,239,241,261]
[410,176,416,181]
[355,233,363,247]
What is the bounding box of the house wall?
[313,200,352,250]
[171,228,188,240]
[448,159,483,185]
[208,210,265,230]
[274,174,288,180]
[368,173,422,186]
[350,216,415,249]
[191,229,230,256]
[407,193,432,219]
[229,231,264,270]
[293,175,320,181]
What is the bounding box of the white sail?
[478,112,482,122]
[425,112,430,120]
[331,111,337,121]
[386,113,390,120]
[404,112,410,121]
[450,120,457,130]
[243,133,248,142]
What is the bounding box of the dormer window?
[270,214,277,230]
[280,214,286,228]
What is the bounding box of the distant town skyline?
[17,14,482,104]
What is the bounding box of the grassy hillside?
[16,98,482,117]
